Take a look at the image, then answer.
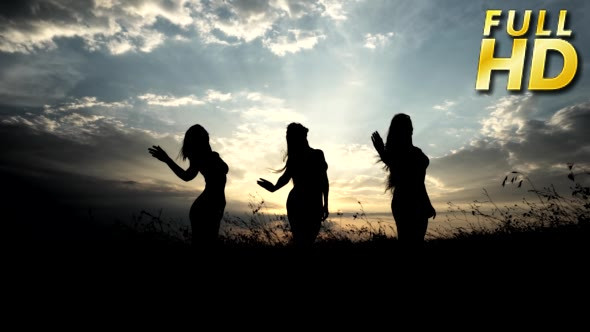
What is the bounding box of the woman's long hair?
[384,113,413,191]
[275,122,309,173]
[179,124,211,161]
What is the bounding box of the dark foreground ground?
[13,217,590,277]
[5,172,590,305]
[8,213,590,316]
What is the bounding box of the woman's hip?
[190,194,225,218]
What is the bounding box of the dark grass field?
[5,169,590,296]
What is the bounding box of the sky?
[1,0,589,225]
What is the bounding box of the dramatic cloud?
[0,110,194,221]
[193,0,346,43]
[479,94,590,168]
[480,94,537,143]
[0,0,194,54]
[0,0,349,55]
[428,96,590,205]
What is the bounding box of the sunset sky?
[1,0,589,224]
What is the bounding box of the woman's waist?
[289,187,322,200]
[394,183,426,191]
[201,187,226,197]
[290,186,323,195]
[393,187,428,200]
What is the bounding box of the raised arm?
[257,169,291,193]
[148,145,199,182]
[371,131,390,167]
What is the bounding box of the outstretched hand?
[371,131,385,154]
[148,145,171,163]
[257,178,275,192]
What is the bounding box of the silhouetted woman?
[257,123,329,247]
[372,114,436,245]
[149,124,228,249]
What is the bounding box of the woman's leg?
[287,209,321,247]
[394,216,410,243]
[286,189,324,248]
[393,201,428,245]
[200,208,222,247]
[287,211,304,247]
[416,218,429,242]
[286,191,301,246]
[190,199,224,250]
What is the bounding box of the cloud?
[193,0,280,43]
[0,52,85,106]
[427,97,590,205]
[0,0,194,54]
[478,94,590,168]
[263,29,326,56]
[2,109,126,144]
[193,0,343,55]
[480,93,536,143]
[205,89,232,102]
[245,92,283,104]
[0,106,198,219]
[501,101,590,169]
[318,0,347,21]
[429,141,510,191]
[433,100,456,111]
[138,93,205,107]
[0,0,350,55]
[363,32,395,49]
[193,0,345,43]
[45,96,131,112]
[136,89,231,107]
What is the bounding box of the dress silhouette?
[257,123,329,247]
[149,124,228,249]
[372,114,436,244]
